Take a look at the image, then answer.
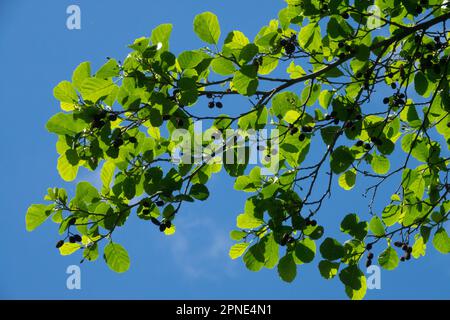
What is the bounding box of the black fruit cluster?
[206,93,223,109]
[395,241,412,261]
[280,34,297,56]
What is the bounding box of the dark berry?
[356,140,364,147]
[73,234,82,242]
[402,244,408,251]
[338,41,344,48]
[69,236,76,243]
[366,259,372,268]
[366,243,373,251]
[285,43,296,55]
[367,252,374,260]
[341,12,350,19]
[216,102,223,109]
[400,256,406,262]
[391,83,397,90]
[298,134,306,142]
[108,114,118,121]
[290,127,299,135]
[339,53,346,60]
[208,101,215,108]
[142,200,151,208]
[383,97,390,104]
[159,224,166,232]
[333,118,340,125]
[68,218,76,226]
[364,143,371,150]
[394,241,403,248]
[310,220,317,227]
[142,209,150,215]
[280,39,288,47]
[165,220,172,229]
[56,240,64,249]
[156,200,164,207]
[150,217,161,226]
[206,93,213,99]
[128,137,137,144]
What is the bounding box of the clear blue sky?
[1,0,449,299]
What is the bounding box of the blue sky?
[0,0,449,299]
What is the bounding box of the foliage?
[26,0,450,299]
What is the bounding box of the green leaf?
[243,243,265,271]
[369,216,385,237]
[25,204,53,232]
[294,238,316,264]
[189,184,210,201]
[278,253,297,283]
[46,113,86,136]
[338,170,356,190]
[340,213,368,241]
[72,62,91,90]
[96,59,120,78]
[211,57,236,75]
[237,213,264,229]
[151,23,172,52]
[193,12,221,44]
[59,243,82,256]
[229,242,249,259]
[414,71,428,96]
[103,242,131,273]
[318,260,339,279]
[432,228,450,254]
[230,230,247,241]
[57,154,79,182]
[233,65,258,96]
[320,237,345,261]
[339,265,364,290]
[79,77,115,103]
[371,154,390,174]
[330,146,354,174]
[378,246,399,270]
[100,161,116,190]
[412,236,426,258]
[53,81,78,103]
